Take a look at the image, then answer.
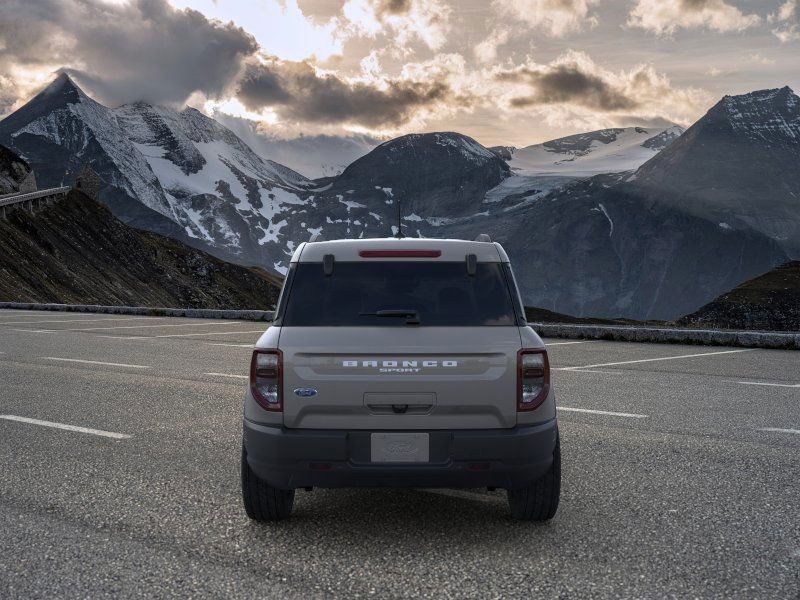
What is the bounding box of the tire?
[507,435,561,521]
[241,445,295,521]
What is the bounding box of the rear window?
[280,262,520,327]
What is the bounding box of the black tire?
[241,445,295,521]
[507,435,561,521]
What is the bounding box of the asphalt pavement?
[0,309,798,598]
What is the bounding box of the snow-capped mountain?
[482,125,684,209]
[634,86,800,255]
[503,126,684,177]
[0,73,319,269]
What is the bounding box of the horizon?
[1,0,798,147]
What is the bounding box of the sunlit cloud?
[768,0,800,42]
[627,0,761,35]
[492,50,711,127]
[342,0,451,51]
[493,0,600,38]
[167,0,346,61]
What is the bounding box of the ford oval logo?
[293,387,318,397]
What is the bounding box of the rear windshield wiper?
[359,309,421,325]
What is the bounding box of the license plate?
[370,433,429,463]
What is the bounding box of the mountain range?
[1,74,797,320]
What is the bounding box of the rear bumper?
[243,419,558,490]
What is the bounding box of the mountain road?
[0,309,798,598]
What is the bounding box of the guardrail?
[0,186,71,208]
[0,302,274,321]
[0,302,797,348]
[530,322,800,350]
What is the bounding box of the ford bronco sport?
[241,237,560,521]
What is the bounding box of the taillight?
[250,349,282,411]
[518,349,550,411]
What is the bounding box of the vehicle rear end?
[241,238,559,520]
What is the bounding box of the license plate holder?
[370,433,430,463]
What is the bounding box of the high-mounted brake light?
[518,349,550,411]
[359,250,442,258]
[250,349,282,411]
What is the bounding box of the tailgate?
[279,326,521,429]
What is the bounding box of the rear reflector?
[359,250,441,258]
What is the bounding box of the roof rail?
[475,233,492,243]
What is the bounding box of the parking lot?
[0,308,798,598]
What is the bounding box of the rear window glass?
[281,262,519,327]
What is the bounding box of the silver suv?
[241,237,560,521]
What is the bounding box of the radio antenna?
[396,196,404,238]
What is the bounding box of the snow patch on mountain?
[507,126,684,177]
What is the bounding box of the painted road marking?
[0,415,131,439]
[149,330,265,339]
[20,321,239,332]
[558,406,647,418]
[205,343,254,348]
[758,427,800,436]
[40,357,151,369]
[560,349,753,371]
[59,330,265,340]
[545,341,598,346]
[739,381,800,389]
[554,368,623,375]
[206,372,248,379]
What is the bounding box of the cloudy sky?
[0,0,797,146]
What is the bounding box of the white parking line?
[205,372,248,379]
[758,427,800,436]
[40,357,151,369]
[558,406,647,418]
[546,340,598,346]
[150,330,265,339]
[739,381,800,389]
[559,349,753,371]
[22,321,239,332]
[205,343,254,348]
[554,368,623,375]
[0,415,131,439]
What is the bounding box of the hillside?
[0,145,33,194]
[0,190,281,308]
[678,261,800,331]
[634,87,800,256]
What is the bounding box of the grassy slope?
[0,190,280,309]
[678,261,800,331]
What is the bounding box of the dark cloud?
[238,58,451,127]
[0,0,257,106]
[680,0,712,9]
[380,0,413,16]
[498,63,638,111]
